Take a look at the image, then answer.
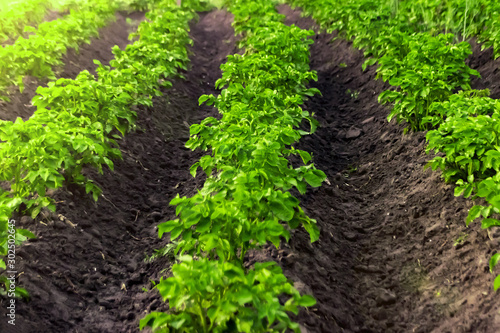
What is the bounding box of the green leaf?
[298,295,316,307]
[198,95,210,105]
[495,275,500,291]
[303,221,320,243]
[490,253,500,273]
[170,195,183,206]
[170,227,183,240]
[158,220,180,238]
[481,218,500,229]
[170,317,187,329]
[466,205,482,225]
[298,150,311,164]
[269,200,294,222]
[31,206,42,219]
[304,169,326,187]
[362,57,377,71]
[14,286,30,300]
[16,228,35,239]
[189,162,199,178]
[235,288,253,305]
[190,125,202,136]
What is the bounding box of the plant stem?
[197,298,209,333]
[463,0,469,42]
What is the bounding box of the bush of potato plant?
[288,0,500,290]
[141,257,315,333]
[0,0,120,99]
[0,0,198,296]
[141,0,324,331]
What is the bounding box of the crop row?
[288,0,500,288]
[0,0,53,43]
[0,0,121,100]
[140,0,325,332]
[0,0,199,297]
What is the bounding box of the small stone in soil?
[346,128,362,139]
[361,116,375,124]
[343,231,358,241]
[376,290,397,306]
[150,211,162,221]
[354,265,383,273]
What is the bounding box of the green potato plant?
[142,0,323,331]
[0,0,197,295]
[0,0,119,99]
[425,90,500,189]
[0,0,53,43]
[140,257,315,333]
[377,33,479,131]
[489,253,500,291]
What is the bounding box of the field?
[1,0,500,332]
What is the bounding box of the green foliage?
[140,257,313,333]
[490,253,500,291]
[377,33,479,131]
[289,0,500,291]
[0,0,118,99]
[475,1,500,59]
[163,5,324,263]
[0,0,195,295]
[142,0,322,331]
[425,90,500,188]
[128,0,161,11]
[290,0,500,57]
[0,200,35,298]
[0,0,194,218]
[0,0,53,43]
[0,197,35,277]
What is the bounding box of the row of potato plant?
[140,0,325,331]
[0,0,199,298]
[288,0,500,289]
[385,0,500,59]
[0,0,53,43]
[289,0,481,131]
[0,0,120,100]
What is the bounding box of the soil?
[468,39,500,99]
[0,11,145,121]
[2,4,500,333]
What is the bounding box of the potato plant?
[287,0,500,290]
[141,0,323,331]
[423,91,500,290]
[0,0,119,99]
[377,33,479,131]
[289,0,482,132]
[0,0,53,43]
[141,257,315,333]
[425,90,500,186]
[0,0,197,295]
[291,0,500,56]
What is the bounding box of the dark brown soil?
[0,11,144,121]
[468,39,500,99]
[2,4,500,333]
